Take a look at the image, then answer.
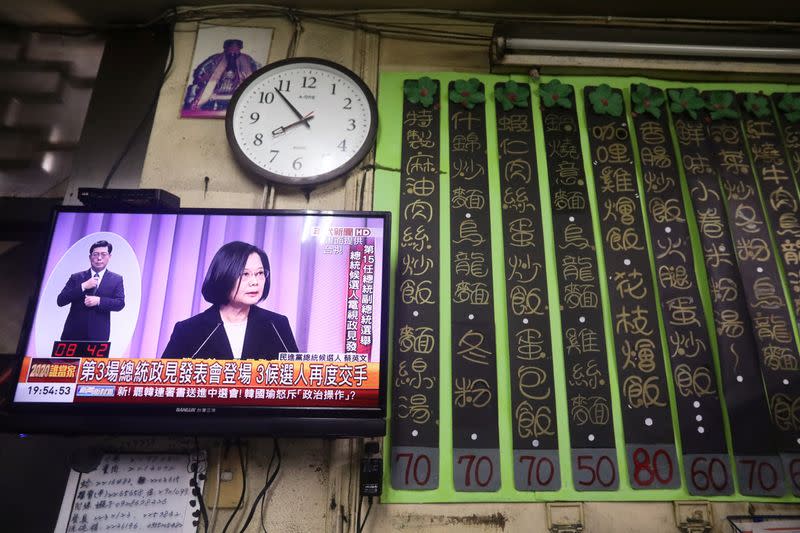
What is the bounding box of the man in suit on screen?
[57,240,125,342]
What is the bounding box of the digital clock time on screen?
[51,341,110,358]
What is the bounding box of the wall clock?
[225,57,378,187]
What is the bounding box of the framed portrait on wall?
[181,25,273,119]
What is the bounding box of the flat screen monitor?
[5,207,391,436]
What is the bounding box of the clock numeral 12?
[302,76,317,89]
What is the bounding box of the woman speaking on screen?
[161,241,298,359]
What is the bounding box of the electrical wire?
[207,443,223,533]
[13,3,796,201]
[156,4,800,33]
[254,8,303,211]
[171,8,490,46]
[36,174,73,198]
[100,7,176,189]
[138,4,800,56]
[221,439,248,533]
[192,437,210,533]
[10,4,800,36]
[169,9,452,43]
[163,3,793,26]
[285,10,303,58]
[357,497,373,533]
[238,438,281,533]
[258,439,280,532]
[259,483,268,533]
[168,6,800,47]
[300,14,491,42]
[355,495,363,533]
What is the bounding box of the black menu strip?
[583,86,679,490]
[708,92,800,494]
[636,86,776,497]
[541,86,619,491]
[762,93,800,317]
[772,93,800,181]
[495,83,561,491]
[448,82,501,492]
[769,91,800,495]
[708,92,800,448]
[390,82,441,490]
[668,95,743,495]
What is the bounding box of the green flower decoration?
[539,79,573,109]
[495,80,530,111]
[778,93,800,123]
[449,78,485,110]
[404,77,437,107]
[631,84,665,118]
[743,93,771,118]
[668,88,705,120]
[706,91,740,120]
[588,84,623,117]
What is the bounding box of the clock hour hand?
[271,112,314,136]
[274,86,311,129]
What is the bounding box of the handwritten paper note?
[54,453,205,533]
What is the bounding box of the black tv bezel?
[3,206,391,437]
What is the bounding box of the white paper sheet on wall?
[54,452,206,533]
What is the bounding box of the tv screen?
[6,207,390,436]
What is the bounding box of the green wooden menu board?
[375,72,800,503]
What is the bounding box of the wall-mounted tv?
[5,207,390,436]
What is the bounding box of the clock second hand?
[274,86,311,128]
[272,112,315,136]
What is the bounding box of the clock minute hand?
[271,112,314,136]
[274,86,311,129]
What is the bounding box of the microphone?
[191,322,222,358]
[270,321,289,352]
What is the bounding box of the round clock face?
[226,57,378,187]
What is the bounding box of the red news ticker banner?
[19,357,380,408]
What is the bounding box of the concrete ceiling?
[3,0,799,27]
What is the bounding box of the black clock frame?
[225,57,379,187]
